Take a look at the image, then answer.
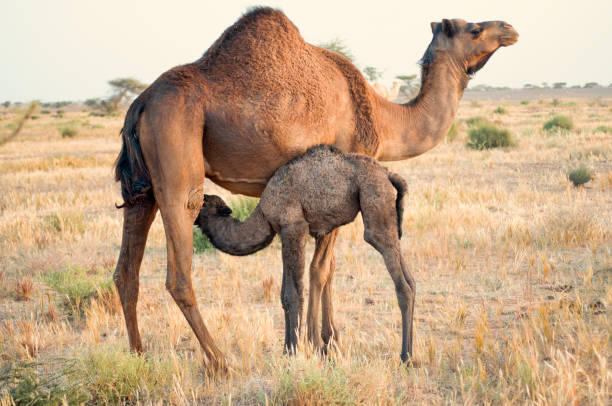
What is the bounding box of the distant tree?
[317,39,355,63]
[552,82,566,89]
[570,85,581,89]
[395,74,419,97]
[541,82,549,88]
[584,82,600,88]
[523,83,537,89]
[2,101,9,108]
[106,78,148,112]
[363,66,383,82]
[84,98,101,109]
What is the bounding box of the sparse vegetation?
[0,96,610,404]
[543,115,574,132]
[466,122,515,149]
[493,106,507,114]
[41,265,113,317]
[568,166,593,187]
[520,100,529,105]
[594,125,612,133]
[59,126,77,138]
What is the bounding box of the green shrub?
[41,109,51,114]
[466,116,487,127]
[493,106,507,115]
[520,100,529,105]
[446,121,458,142]
[550,98,561,107]
[594,125,612,134]
[568,166,592,187]
[229,197,259,221]
[466,123,516,150]
[543,115,573,132]
[60,126,77,138]
[53,109,64,118]
[41,265,113,317]
[0,360,87,405]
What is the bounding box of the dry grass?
[0,100,610,404]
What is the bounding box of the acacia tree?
[363,66,384,83]
[106,78,148,112]
[396,74,419,97]
[317,38,355,63]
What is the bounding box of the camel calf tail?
[114,92,152,208]
[388,172,407,239]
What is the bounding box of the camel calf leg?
[114,197,157,353]
[280,222,308,354]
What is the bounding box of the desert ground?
[0,95,610,404]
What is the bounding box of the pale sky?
[1,0,610,102]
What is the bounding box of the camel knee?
[166,280,197,307]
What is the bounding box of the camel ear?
[219,206,232,217]
[430,21,439,34]
[442,19,456,37]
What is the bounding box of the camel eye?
[471,28,482,36]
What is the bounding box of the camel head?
[426,18,518,75]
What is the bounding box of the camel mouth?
[499,26,519,47]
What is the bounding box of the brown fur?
[112,7,517,371]
[195,145,412,358]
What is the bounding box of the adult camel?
[113,7,518,372]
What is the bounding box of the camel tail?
[388,172,408,239]
[114,92,152,208]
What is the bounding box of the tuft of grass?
[78,346,173,404]
[41,265,113,317]
[520,100,529,105]
[543,115,574,133]
[466,123,516,150]
[59,126,77,138]
[42,211,87,235]
[568,166,593,187]
[40,109,51,114]
[493,106,507,115]
[15,276,34,301]
[271,362,356,405]
[550,98,561,107]
[594,125,612,134]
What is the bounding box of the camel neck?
[376,52,469,161]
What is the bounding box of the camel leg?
[114,197,157,353]
[279,222,308,354]
[140,100,227,372]
[361,202,415,363]
[306,229,339,352]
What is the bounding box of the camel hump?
[198,7,302,70]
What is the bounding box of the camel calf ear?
[430,21,439,34]
[442,19,456,37]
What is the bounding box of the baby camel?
[195,145,415,362]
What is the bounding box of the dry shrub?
[538,210,603,247]
[15,276,33,300]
